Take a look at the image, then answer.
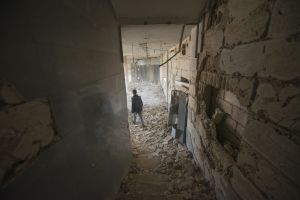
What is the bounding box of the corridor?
[117,83,215,200]
[0,0,299,200]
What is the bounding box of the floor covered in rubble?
[116,83,215,200]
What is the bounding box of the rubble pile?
[0,80,58,187]
[116,83,215,200]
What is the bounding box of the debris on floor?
[116,83,215,200]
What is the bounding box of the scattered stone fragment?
[116,83,216,200]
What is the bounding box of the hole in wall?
[203,85,219,119]
[203,85,241,159]
[182,44,186,55]
[180,77,189,84]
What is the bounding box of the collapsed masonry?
[160,0,300,199]
[0,80,57,187]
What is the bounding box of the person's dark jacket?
[131,95,143,113]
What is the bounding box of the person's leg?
[133,113,137,124]
[138,112,144,126]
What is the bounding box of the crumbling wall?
[0,0,131,199]
[0,81,57,187]
[187,0,300,199]
[160,36,194,103]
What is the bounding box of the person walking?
[131,89,145,127]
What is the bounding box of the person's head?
[132,89,137,95]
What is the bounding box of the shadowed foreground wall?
[0,0,131,200]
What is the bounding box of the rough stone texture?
[212,170,240,200]
[252,82,300,130]
[238,142,300,200]
[231,107,248,127]
[212,108,224,125]
[235,125,245,138]
[204,29,223,55]
[230,166,265,200]
[0,98,56,186]
[217,98,232,114]
[166,0,300,199]
[235,78,254,106]
[219,42,266,76]
[221,39,300,80]
[224,0,270,46]
[243,120,300,186]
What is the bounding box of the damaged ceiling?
[122,24,195,59]
[114,0,209,60]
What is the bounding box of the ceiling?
[111,0,208,25]
[112,0,208,60]
[122,24,195,59]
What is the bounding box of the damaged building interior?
[0,0,299,200]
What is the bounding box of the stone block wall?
[186,0,300,199]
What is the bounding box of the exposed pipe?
[159,24,186,67]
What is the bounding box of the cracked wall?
[0,81,58,187]
[185,0,300,199]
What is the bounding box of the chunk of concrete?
[224,91,240,108]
